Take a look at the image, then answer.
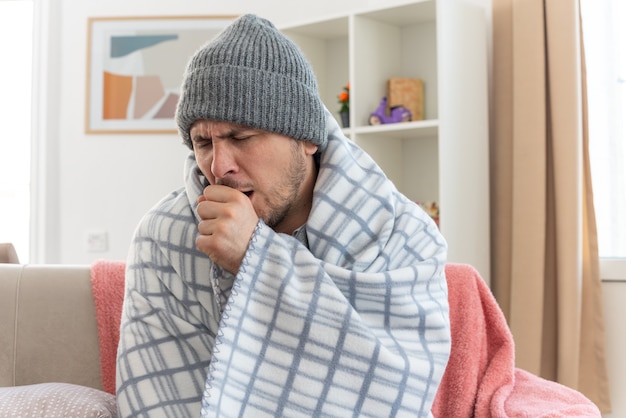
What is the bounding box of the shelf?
[281,16,349,39]
[356,0,436,26]
[352,119,438,139]
[282,0,490,282]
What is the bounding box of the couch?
[0,261,602,417]
[0,263,118,417]
[0,243,19,264]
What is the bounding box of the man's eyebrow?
[191,125,260,142]
[191,133,211,143]
[214,127,259,139]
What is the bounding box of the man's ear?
[302,141,319,156]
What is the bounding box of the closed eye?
[192,136,212,149]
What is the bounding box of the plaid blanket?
[117,110,450,417]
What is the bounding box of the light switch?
[86,230,108,252]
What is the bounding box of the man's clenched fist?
[196,185,259,275]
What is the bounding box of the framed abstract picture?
[85,15,236,134]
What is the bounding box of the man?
[116,14,450,418]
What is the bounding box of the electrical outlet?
[86,230,108,252]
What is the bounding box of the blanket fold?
[433,263,600,417]
[90,259,126,395]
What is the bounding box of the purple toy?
[368,96,412,125]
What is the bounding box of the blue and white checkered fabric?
[116,109,450,418]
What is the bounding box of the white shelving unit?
[282,0,491,282]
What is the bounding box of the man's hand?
[196,185,259,275]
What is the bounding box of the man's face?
[190,120,319,233]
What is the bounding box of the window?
[581,0,626,261]
[0,0,34,262]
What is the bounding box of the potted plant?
[338,83,350,128]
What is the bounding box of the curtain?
[491,0,611,412]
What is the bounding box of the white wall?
[33,0,417,264]
[600,262,626,418]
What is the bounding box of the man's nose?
[210,140,237,179]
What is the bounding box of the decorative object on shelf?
[387,77,424,121]
[340,111,350,128]
[417,201,439,227]
[369,96,412,125]
[337,82,350,128]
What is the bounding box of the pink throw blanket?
[89,260,601,415]
[434,263,600,417]
[90,259,126,395]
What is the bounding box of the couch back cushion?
[0,264,102,390]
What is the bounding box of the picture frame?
[85,15,236,134]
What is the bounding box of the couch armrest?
[0,264,103,390]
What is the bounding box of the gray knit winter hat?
[176,14,327,151]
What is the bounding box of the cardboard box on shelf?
[387,78,424,121]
